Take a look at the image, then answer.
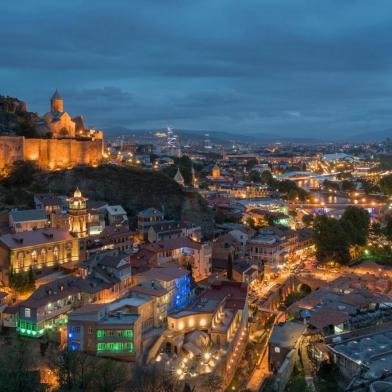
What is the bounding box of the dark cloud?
[1,0,392,138]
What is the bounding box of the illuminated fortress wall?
[0,136,103,171]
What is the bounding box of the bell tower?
[51,89,64,113]
[67,188,88,238]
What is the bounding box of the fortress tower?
[50,89,64,113]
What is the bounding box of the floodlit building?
[9,209,47,233]
[67,301,142,360]
[134,263,193,316]
[156,281,249,385]
[0,228,79,284]
[146,237,211,281]
[137,208,165,239]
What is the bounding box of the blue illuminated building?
[173,274,192,310]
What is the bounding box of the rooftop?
[270,321,306,348]
[146,237,203,252]
[106,205,127,216]
[330,330,392,379]
[141,263,190,282]
[10,209,47,223]
[0,228,74,249]
[138,208,163,217]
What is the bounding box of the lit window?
[41,249,47,264]
[31,250,38,264]
[17,253,24,269]
[24,308,31,318]
[274,346,280,353]
[53,246,59,262]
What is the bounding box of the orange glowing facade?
[68,188,88,238]
[212,165,221,179]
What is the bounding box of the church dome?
[73,187,82,198]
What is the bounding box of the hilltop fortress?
[0,91,103,172]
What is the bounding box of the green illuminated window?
[96,329,133,339]
[123,329,133,338]
[96,342,134,353]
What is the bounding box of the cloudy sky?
[1,0,392,138]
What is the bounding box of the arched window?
[41,249,47,264]
[66,242,72,262]
[31,250,38,265]
[53,246,59,262]
[17,252,24,270]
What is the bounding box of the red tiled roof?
[146,237,203,252]
[309,308,350,330]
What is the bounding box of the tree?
[385,216,392,240]
[93,359,128,392]
[27,267,36,291]
[380,174,392,195]
[248,170,261,183]
[0,339,43,392]
[2,160,39,188]
[201,373,223,392]
[322,179,339,191]
[245,159,258,171]
[246,217,256,229]
[341,180,355,192]
[130,364,182,392]
[164,155,193,186]
[360,179,380,195]
[9,267,36,295]
[314,216,350,264]
[182,384,195,392]
[289,210,297,218]
[260,170,274,185]
[287,189,299,201]
[341,206,370,246]
[54,348,96,391]
[302,214,314,227]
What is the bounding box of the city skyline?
[1,0,392,138]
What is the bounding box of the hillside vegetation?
[0,163,215,235]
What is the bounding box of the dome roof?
[73,187,82,198]
[51,89,62,100]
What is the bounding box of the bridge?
[289,201,384,209]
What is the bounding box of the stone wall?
[273,349,299,392]
[0,136,103,171]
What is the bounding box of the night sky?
[1,0,392,138]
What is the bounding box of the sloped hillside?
[0,164,214,235]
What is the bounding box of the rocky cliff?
[0,95,40,137]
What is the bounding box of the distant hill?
[0,164,215,235]
[345,130,392,143]
[105,126,323,144]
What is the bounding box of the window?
[24,308,31,318]
[31,250,38,265]
[274,346,280,353]
[41,249,47,264]
[53,246,59,262]
[17,252,24,270]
